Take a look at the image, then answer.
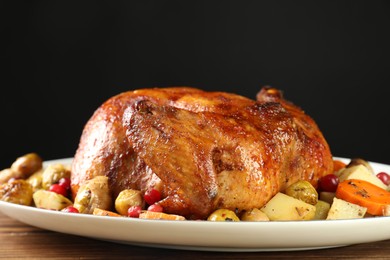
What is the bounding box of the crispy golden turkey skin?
[71,87,333,219]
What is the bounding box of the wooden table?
[0,212,389,260]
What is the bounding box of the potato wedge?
[240,208,269,221]
[0,179,33,206]
[347,158,374,174]
[326,197,367,220]
[338,165,387,190]
[383,205,390,216]
[260,192,316,221]
[33,190,72,210]
[27,169,43,192]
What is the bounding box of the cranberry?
[318,174,339,192]
[377,172,390,186]
[144,189,161,205]
[49,184,68,197]
[62,206,79,213]
[128,205,142,218]
[58,177,71,190]
[147,204,163,212]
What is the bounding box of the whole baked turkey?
[71,87,334,219]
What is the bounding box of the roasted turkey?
[71,87,334,219]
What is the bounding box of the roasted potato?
[73,176,112,214]
[347,158,374,173]
[207,209,240,221]
[41,164,71,190]
[0,168,19,184]
[33,190,72,210]
[260,192,316,221]
[11,153,43,178]
[0,179,33,206]
[326,197,367,220]
[115,189,143,216]
[383,205,390,216]
[240,208,269,221]
[285,180,318,205]
[338,164,387,190]
[27,169,43,192]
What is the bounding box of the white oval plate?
[1,157,390,252]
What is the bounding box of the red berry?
[62,206,79,213]
[376,172,390,186]
[49,184,68,197]
[147,204,163,212]
[144,189,161,205]
[319,174,339,192]
[58,177,71,190]
[128,205,142,218]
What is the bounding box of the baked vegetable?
[42,164,71,190]
[207,209,240,221]
[73,176,112,214]
[33,190,72,210]
[10,153,43,179]
[285,180,318,205]
[338,165,387,190]
[93,208,122,217]
[115,189,143,215]
[347,158,374,174]
[336,179,390,216]
[326,197,367,220]
[139,211,186,220]
[0,179,33,206]
[313,200,331,220]
[27,169,43,192]
[240,208,269,221]
[260,192,316,221]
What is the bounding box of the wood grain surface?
[0,212,389,260]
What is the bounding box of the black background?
[1,1,390,169]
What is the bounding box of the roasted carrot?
[333,160,347,173]
[139,211,186,220]
[336,179,390,216]
[93,208,122,217]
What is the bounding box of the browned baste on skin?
[71,87,333,220]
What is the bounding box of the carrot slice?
[336,179,390,216]
[93,208,122,217]
[139,211,186,220]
